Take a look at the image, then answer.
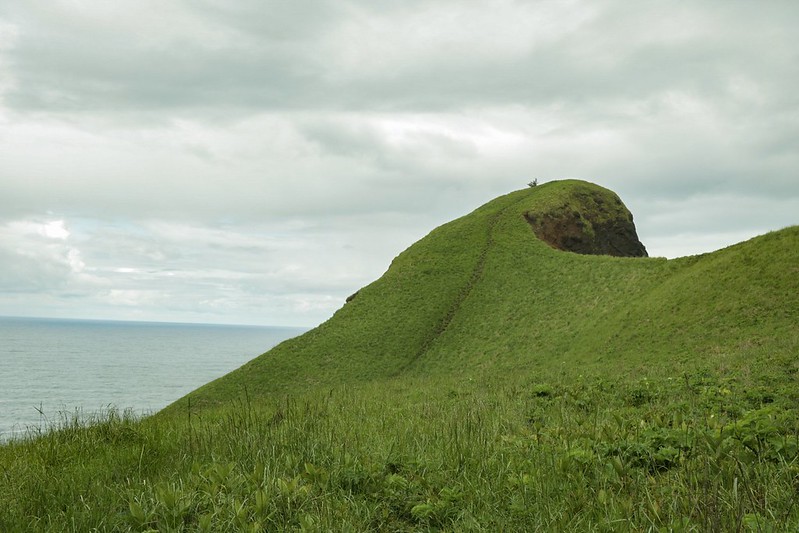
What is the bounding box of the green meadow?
[2,180,798,531]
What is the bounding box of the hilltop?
[166,179,798,410]
[523,181,647,257]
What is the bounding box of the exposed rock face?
[524,188,647,257]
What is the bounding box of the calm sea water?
[0,316,306,440]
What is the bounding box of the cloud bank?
[0,1,797,325]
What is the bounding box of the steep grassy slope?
[168,179,799,411]
[166,188,521,407]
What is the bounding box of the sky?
[0,1,797,327]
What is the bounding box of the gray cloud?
[5,2,794,115]
[0,0,797,325]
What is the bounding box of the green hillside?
[2,179,798,531]
[167,179,798,410]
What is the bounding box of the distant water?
[0,316,306,441]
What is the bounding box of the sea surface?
[0,316,306,441]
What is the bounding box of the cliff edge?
[523,182,647,257]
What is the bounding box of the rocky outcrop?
[524,188,647,257]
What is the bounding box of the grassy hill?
[165,179,798,409]
[2,180,798,531]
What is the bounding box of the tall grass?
[2,370,798,531]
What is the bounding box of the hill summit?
[524,182,647,257]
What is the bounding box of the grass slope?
[166,179,798,409]
[2,179,798,531]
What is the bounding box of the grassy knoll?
[1,180,797,531]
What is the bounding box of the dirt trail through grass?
[393,200,524,375]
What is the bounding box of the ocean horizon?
[0,315,307,441]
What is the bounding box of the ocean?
[0,316,306,441]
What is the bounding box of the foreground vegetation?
[2,180,797,530]
[2,368,798,531]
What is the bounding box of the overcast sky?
[0,1,797,326]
